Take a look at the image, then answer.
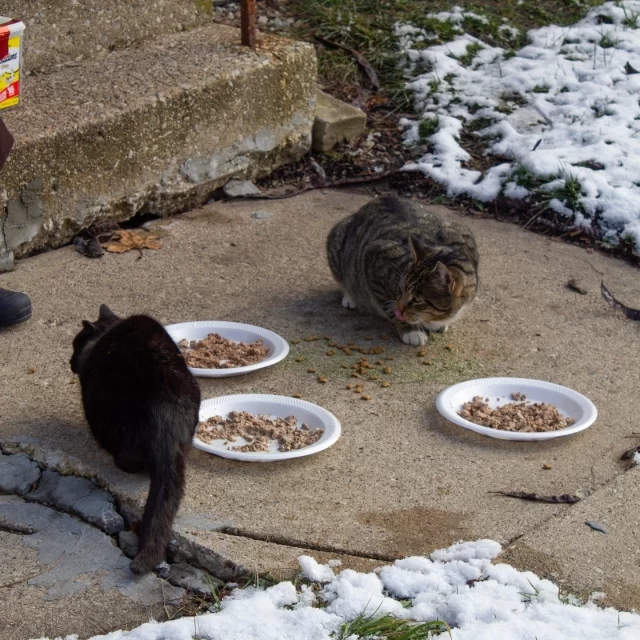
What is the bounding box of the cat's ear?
[82,320,97,334]
[432,261,454,292]
[409,236,436,263]
[98,304,118,322]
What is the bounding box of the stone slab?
[1,24,316,257]
[312,89,366,152]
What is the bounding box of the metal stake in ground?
[241,0,256,48]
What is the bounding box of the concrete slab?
[0,189,639,609]
[0,495,182,640]
[312,90,367,152]
[2,24,316,257]
[502,466,640,611]
[4,0,210,74]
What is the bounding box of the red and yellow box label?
[0,23,23,110]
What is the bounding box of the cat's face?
[70,304,120,373]
[394,238,457,325]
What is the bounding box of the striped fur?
[326,196,479,345]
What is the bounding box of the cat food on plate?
[194,394,341,461]
[197,411,323,452]
[436,377,597,441]
[165,321,289,378]
[459,394,576,433]
[178,333,268,369]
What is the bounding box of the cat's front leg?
[394,321,428,345]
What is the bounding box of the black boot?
[0,288,32,327]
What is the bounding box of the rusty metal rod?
[241,0,256,47]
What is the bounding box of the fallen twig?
[490,491,581,504]
[314,35,381,89]
[601,281,640,320]
[227,167,401,201]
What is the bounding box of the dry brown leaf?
[104,230,162,254]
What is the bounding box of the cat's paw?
[401,330,428,346]
[342,294,357,309]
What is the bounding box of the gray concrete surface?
[2,23,316,262]
[4,0,211,74]
[0,189,639,637]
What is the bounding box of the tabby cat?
[327,196,479,345]
[70,305,200,574]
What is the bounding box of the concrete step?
[1,23,316,264]
[4,0,211,74]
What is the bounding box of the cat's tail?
[130,442,186,574]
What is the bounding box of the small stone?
[346,384,354,390]
[380,382,391,388]
[326,350,336,356]
[0,453,41,496]
[543,463,552,470]
[118,530,139,558]
[318,376,328,383]
[384,367,392,374]
[223,179,260,198]
[251,211,273,220]
[307,368,316,373]
[361,394,371,401]
[295,356,304,362]
[313,90,367,152]
[258,15,269,25]
[166,562,223,595]
[292,393,302,399]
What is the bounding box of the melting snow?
[398,1,640,252]
[53,539,640,640]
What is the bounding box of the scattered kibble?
[304,335,319,342]
[361,394,371,401]
[381,334,389,341]
[327,350,336,356]
[28,367,36,374]
[290,338,300,344]
[318,376,328,384]
[380,381,391,388]
[386,356,394,361]
[307,368,316,373]
[445,344,454,351]
[323,336,332,341]
[368,346,385,355]
[344,349,353,356]
[369,375,379,380]
[423,360,434,366]
[346,384,354,390]
[340,364,348,369]
[351,364,359,370]
[292,393,302,399]
[384,366,392,374]
[417,348,428,357]
[543,463,553,470]
[364,336,373,341]
[351,373,361,378]
[295,356,304,362]
[348,341,355,346]
[359,367,366,375]
[328,341,337,347]
[337,344,346,349]
[375,360,384,365]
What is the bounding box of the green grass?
[419,116,440,139]
[291,0,604,111]
[334,612,452,640]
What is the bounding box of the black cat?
[70,305,201,573]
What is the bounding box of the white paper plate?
[194,394,341,461]
[165,321,289,378]
[436,377,597,441]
